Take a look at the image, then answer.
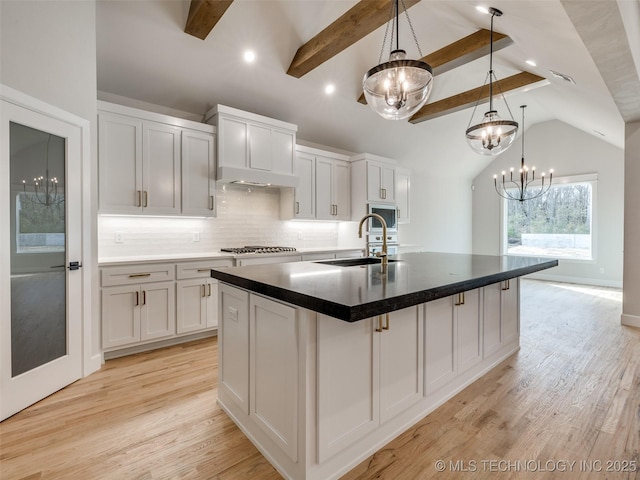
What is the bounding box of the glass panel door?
[10,122,66,377]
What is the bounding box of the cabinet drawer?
[176,259,234,279]
[101,263,175,286]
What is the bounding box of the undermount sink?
[314,257,400,267]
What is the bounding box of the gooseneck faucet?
[358,213,388,273]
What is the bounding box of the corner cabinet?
[98,101,216,217]
[205,105,298,187]
[350,153,397,220]
[281,146,351,221]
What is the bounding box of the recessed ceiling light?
[476,5,490,14]
[243,50,256,63]
[526,59,537,67]
[324,84,335,95]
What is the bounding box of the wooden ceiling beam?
[357,29,512,104]
[184,0,234,40]
[287,0,422,78]
[409,71,548,123]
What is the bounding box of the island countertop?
[210,252,558,322]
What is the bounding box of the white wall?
[472,120,624,287]
[1,0,99,366]
[622,120,640,326]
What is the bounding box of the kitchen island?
[210,252,557,480]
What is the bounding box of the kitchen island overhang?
[210,252,558,322]
[210,252,557,480]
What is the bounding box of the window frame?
[499,173,598,263]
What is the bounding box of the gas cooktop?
[220,246,297,254]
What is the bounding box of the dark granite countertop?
[210,252,558,322]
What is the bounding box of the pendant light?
[493,105,553,202]
[465,7,518,155]
[363,0,433,120]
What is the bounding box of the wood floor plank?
[1,280,638,479]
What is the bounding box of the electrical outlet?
[192,232,200,242]
[297,232,303,240]
[599,267,605,274]
[115,232,124,244]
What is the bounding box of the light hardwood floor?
[1,280,638,479]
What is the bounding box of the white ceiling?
[95,0,640,179]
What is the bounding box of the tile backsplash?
[98,183,363,258]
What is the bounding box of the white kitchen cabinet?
[425,289,481,394]
[98,101,215,216]
[249,295,299,462]
[205,105,298,187]
[350,153,398,220]
[317,305,422,461]
[396,168,411,224]
[219,284,250,414]
[101,280,175,349]
[181,129,216,216]
[176,278,218,334]
[235,254,301,267]
[291,151,315,219]
[316,155,350,220]
[483,279,519,358]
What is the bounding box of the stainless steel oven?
[367,204,398,233]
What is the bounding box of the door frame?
[1,84,98,419]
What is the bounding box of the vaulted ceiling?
[96,0,640,178]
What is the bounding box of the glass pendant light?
[363,0,433,120]
[465,7,518,155]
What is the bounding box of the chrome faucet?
[358,213,388,273]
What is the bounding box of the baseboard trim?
[104,330,217,360]
[621,313,640,328]
[526,272,622,288]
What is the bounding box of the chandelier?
[465,7,518,155]
[494,105,553,202]
[22,134,64,207]
[363,0,433,120]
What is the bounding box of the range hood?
[205,104,300,188]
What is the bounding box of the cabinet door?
[380,306,423,423]
[98,113,142,214]
[457,289,482,373]
[176,278,208,334]
[396,170,410,224]
[101,284,141,349]
[249,295,298,462]
[317,315,379,462]
[315,156,333,220]
[425,296,456,394]
[248,124,271,171]
[293,152,315,219]
[181,130,216,216]
[366,161,383,202]
[142,122,181,215]
[333,159,351,220]
[219,117,247,169]
[483,282,502,358]
[140,281,175,341]
[271,129,295,174]
[219,285,250,414]
[501,279,519,345]
[206,279,219,329]
[381,164,395,202]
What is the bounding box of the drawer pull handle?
[197,268,211,272]
[142,290,146,306]
[128,273,151,278]
[137,190,142,207]
[208,284,212,296]
[135,291,139,306]
[201,284,206,298]
[143,191,148,208]
[502,279,510,291]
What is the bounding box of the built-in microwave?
[367,204,398,233]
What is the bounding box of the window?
[15,192,65,254]
[504,176,595,260]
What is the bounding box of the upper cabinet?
[281,145,350,221]
[205,105,298,188]
[98,101,216,217]
[350,153,397,219]
[395,168,411,224]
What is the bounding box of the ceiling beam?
[409,71,548,123]
[357,29,512,104]
[287,0,421,78]
[184,0,234,40]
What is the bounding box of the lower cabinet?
[425,289,481,395]
[101,281,175,349]
[483,279,519,358]
[317,306,423,462]
[176,278,218,333]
